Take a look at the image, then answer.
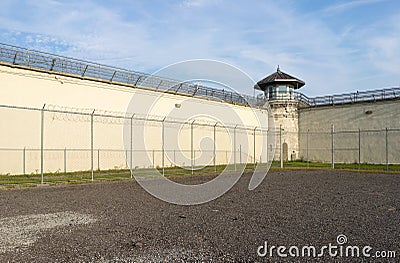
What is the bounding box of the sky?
[0,0,399,96]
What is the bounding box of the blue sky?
[0,0,399,96]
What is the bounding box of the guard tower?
[255,66,305,161]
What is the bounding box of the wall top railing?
[2,43,398,109]
[0,43,266,107]
[294,87,400,108]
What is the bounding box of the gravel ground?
[0,170,399,262]
[0,211,96,254]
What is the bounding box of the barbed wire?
[1,103,272,132]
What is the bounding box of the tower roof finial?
[277,65,280,72]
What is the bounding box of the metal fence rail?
[3,43,400,109]
[295,87,400,107]
[0,43,266,107]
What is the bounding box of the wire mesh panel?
[64,149,91,174]
[192,123,216,169]
[334,130,359,164]
[0,106,41,175]
[164,121,191,169]
[298,130,332,164]
[388,129,400,166]
[98,150,128,172]
[361,130,387,165]
[0,149,24,175]
[44,107,92,175]
[92,116,127,177]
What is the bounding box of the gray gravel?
[0,211,96,254]
[0,170,399,262]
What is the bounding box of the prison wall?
[298,100,400,164]
[0,64,272,175]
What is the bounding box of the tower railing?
[0,43,266,107]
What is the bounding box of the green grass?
[1,161,399,188]
[0,164,259,187]
[270,160,400,172]
[0,169,131,186]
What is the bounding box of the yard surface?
[0,170,399,262]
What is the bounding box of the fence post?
[91,109,95,181]
[358,128,361,170]
[41,104,45,184]
[152,149,155,168]
[386,127,389,171]
[331,124,335,169]
[253,127,257,169]
[173,149,176,167]
[64,147,67,174]
[265,129,268,165]
[307,129,309,168]
[239,144,242,165]
[125,150,128,170]
[130,114,134,178]
[191,120,195,174]
[98,149,100,172]
[213,122,217,172]
[234,125,237,171]
[162,117,166,176]
[23,147,26,176]
[280,124,283,169]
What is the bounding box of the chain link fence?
[1,103,399,186]
[276,126,400,171]
[0,103,273,185]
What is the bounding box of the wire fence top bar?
[0,43,266,107]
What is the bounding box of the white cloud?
[367,35,400,74]
[0,0,399,96]
[324,0,386,14]
[180,0,220,8]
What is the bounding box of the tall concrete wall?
[0,64,273,174]
[298,100,400,164]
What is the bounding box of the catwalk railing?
[3,43,399,109]
[0,43,266,107]
[295,87,400,107]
